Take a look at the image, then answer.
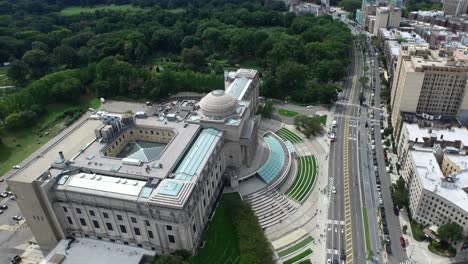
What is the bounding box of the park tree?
[7,60,30,84]
[294,115,323,138]
[438,223,464,242]
[181,46,206,70]
[22,49,49,78]
[53,45,78,67]
[276,61,308,92]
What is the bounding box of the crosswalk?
[399,260,415,264]
[327,219,345,225]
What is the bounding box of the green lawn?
[0,97,100,178]
[276,128,302,144]
[60,4,141,15]
[286,156,317,202]
[277,236,314,258]
[362,208,373,260]
[190,193,240,264]
[410,220,426,242]
[318,115,327,126]
[278,109,299,117]
[283,249,313,264]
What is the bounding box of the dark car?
[383,226,389,235]
[386,241,392,254]
[341,250,346,260]
[10,255,21,264]
[0,204,7,210]
[393,206,400,216]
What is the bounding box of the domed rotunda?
[199,90,237,117]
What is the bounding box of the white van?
[332,120,337,128]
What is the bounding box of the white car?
[332,186,337,194]
[12,165,21,169]
[386,167,391,173]
[327,258,331,264]
[12,216,22,221]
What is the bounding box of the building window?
[137,244,142,248]
[148,230,154,239]
[67,217,73,225]
[120,225,127,233]
[168,235,175,244]
[79,218,86,226]
[131,217,137,223]
[76,208,82,214]
[106,223,113,231]
[166,225,172,231]
[134,227,141,236]
[117,215,123,221]
[63,207,68,213]
[103,212,109,218]
[124,241,129,245]
[93,220,100,229]
[89,210,95,216]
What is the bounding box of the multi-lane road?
[326,20,409,264]
[326,24,365,264]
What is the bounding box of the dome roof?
[200,90,237,117]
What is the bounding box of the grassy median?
[362,207,373,260]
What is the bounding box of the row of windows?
[67,217,174,243]
[65,207,174,230]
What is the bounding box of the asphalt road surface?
[326,21,409,264]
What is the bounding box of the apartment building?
[443,0,468,16]
[403,150,468,238]
[373,6,401,35]
[390,45,468,127]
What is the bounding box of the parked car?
[0,210,3,214]
[12,216,22,221]
[0,204,8,210]
[393,206,400,216]
[10,196,16,200]
[386,241,392,254]
[10,255,21,264]
[0,192,8,198]
[400,236,406,248]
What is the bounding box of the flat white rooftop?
[41,238,153,264]
[66,173,147,196]
[404,123,468,146]
[411,151,468,212]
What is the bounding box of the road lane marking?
[343,119,354,264]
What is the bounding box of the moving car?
[12,216,22,221]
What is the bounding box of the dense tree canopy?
[438,223,464,242]
[0,0,352,129]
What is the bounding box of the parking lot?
[0,179,33,264]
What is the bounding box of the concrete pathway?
[265,114,332,264]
